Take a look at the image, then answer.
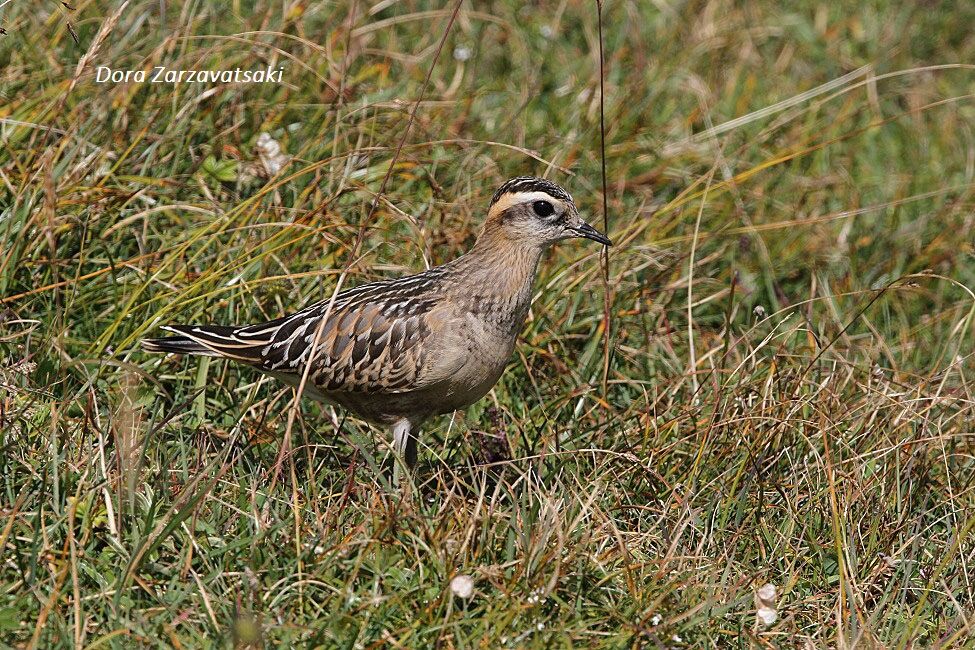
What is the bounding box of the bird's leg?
[390,418,417,487]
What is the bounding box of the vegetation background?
[2,0,974,646]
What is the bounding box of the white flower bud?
[450,574,474,599]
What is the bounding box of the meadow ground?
[2,0,975,646]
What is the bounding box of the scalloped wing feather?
[160,271,450,394]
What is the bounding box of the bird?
[142,176,611,473]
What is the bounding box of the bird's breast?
[465,284,533,332]
[436,297,528,402]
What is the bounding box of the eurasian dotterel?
[142,177,611,471]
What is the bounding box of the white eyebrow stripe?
[490,191,567,216]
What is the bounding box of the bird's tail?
[141,333,216,356]
[141,324,267,362]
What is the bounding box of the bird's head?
[482,176,612,249]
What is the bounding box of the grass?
[2,0,975,646]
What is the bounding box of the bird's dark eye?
[532,200,555,217]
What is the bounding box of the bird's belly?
[428,322,516,413]
[322,368,504,424]
[346,329,515,422]
[434,357,508,413]
[297,314,521,424]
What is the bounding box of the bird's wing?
[163,273,452,393]
[260,289,443,393]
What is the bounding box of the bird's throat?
[445,235,546,330]
[463,236,544,298]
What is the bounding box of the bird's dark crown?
[490,176,574,207]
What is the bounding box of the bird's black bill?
[570,221,613,246]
